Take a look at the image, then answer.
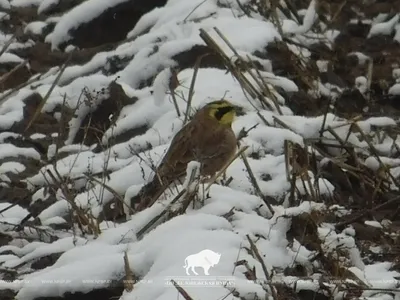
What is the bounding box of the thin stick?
[239,146,275,214]
[171,280,194,300]
[246,235,278,300]
[0,34,16,58]
[184,56,202,124]
[366,59,373,101]
[136,188,186,239]
[24,53,72,132]
[205,146,249,191]
[0,73,43,105]
[85,174,133,215]
[0,60,29,86]
[123,251,134,292]
[335,195,400,229]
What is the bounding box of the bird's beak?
[233,105,244,116]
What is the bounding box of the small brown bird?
[131,100,238,211]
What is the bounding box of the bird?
[131,99,238,211]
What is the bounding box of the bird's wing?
[196,128,237,176]
[156,122,200,182]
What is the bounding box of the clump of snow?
[30,133,46,140]
[394,23,400,43]
[37,0,59,14]
[152,67,173,106]
[348,52,370,65]
[0,203,30,230]
[388,83,400,95]
[182,161,201,193]
[64,45,77,52]
[24,21,47,35]
[0,161,26,175]
[355,76,368,94]
[294,0,318,34]
[0,0,11,9]
[0,52,24,64]
[0,89,33,130]
[392,68,400,81]
[368,14,400,38]
[0,144,40,160]
[10,0,42,7]
[50,0,130,49]
[365,220,383,228]
[0,11,10,20]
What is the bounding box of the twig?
[24,53,72,132]
[237,124,258,142]
[319,96,333,138]
[0,202,18,215]
[0,73,43,105]
[272,116,291,130]
[246,235,278,300]
[136,188,187,239]
[183,0,208,22]
[366,59,373,101]
[184,55,203,124]
[199,28,265,109]
[0,60,29,86]
[169,68,181,117]
[123,251,134,292]
[0,33,16,58]
[212,27,274,110]
[46,169,100,236]
[256,111,270,126]
[205,146,249,191]
[239,146,275,214]
[328,0,347,29]
[85,174,134,215]
[171,280,194,300]
[353,123,400,188]
[335,195,400,229]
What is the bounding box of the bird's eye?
[214,106,234,120]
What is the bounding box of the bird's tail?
[130,177,167,211]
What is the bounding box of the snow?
[37,0,59,15]
[3,237,87,268]
[0,161,26,183]
[0,203,30,229]
[50,0,130,49]
[152,67,173,106]
[12,210,308,300]
[295,0,317,34]
[0,52,24,64]
[365,220,383,229]
[389,83,400,95]
[30,133,46,139]
[394,23,400,43]
[393,68,400,81]
[0,0,11,9]
[0,89,32,130]
[0,11,10,21]
[355,76,368,94]
[10,0,42,7]
[0,144,40,160]
[24,21,47,35]
[349,52,370,65]
[368,14,400,38]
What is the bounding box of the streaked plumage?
[131,100,238,211]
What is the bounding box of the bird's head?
[203,100,237,126]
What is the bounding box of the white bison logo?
[183,249,221,275]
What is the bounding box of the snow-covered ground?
[0,0,400,300]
